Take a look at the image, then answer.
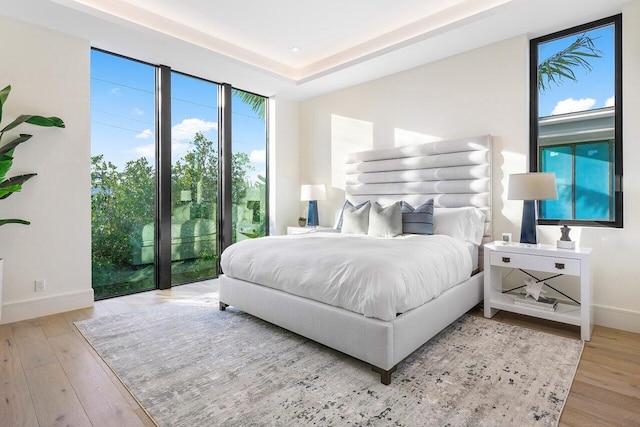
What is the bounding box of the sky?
[90,50,267,182]
[537,23,615,117]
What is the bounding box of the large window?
[90,52,157,298]
[91,50,268,299]
[530,15,622,227]
[170,72,219,285]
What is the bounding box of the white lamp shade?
[507,173,558,201]
[300,184,327,201]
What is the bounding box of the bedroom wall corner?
[268,97,300,235]
[0,16,92,324]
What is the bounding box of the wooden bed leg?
[219,302,229,311]
[372,365,397,385]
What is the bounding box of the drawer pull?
[502,257,511,263]
[555,262,565,270]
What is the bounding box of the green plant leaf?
[233,89,266,119]
[538,34,602,92]
[0,156,13,182]
[0,184,23,199]
[0,134,32,156]
[0,219,30,227]
[1,114,65,134]
[0,173,36,199]
[25,116,65,128]
[0,85,10,124]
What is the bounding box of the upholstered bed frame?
[220,135,492,384]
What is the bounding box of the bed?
[219,135,492,384]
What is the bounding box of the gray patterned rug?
[76,296,583,426]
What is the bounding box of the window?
[90,51,157,299]
[91,49,269,299]
[530,15,622,227]
[231,88,268,242]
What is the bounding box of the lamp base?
[520,199,537,244]
[307,200,319,227]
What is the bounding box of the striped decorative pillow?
[401,200,434,235]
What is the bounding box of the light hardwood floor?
[1,280,638,426]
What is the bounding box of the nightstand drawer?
[490,251,580,275]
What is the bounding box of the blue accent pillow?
[401,200,434,235]
[337,200,369,230]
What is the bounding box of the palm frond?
[538,34,602,92]
[234,90,266,119]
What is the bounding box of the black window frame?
[90,47,270,297]
[529,14,623,228]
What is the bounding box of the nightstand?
[484,242,593,340]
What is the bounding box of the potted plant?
[0,84,65,319]
[298,217,307,227]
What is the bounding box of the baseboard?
[594,304,640,334]
[1,289,94,324]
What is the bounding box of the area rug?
[76,296,583,426]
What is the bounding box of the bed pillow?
[368,202,402,238]
[433,207,486,245]
[336,200,369,230]
[401,200,434,235]
[341,202,371,235]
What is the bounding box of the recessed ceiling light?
[290,46,301,52]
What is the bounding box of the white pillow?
[433,207,486,245]
[368,202,402,238]
[341,202,371,235]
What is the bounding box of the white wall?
[300,35,529,240]
[268,97,300,235]
[299,2,640,333]
[0,16,93,323]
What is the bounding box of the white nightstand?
[484,242,593,341]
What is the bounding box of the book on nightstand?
[513,294,558,312]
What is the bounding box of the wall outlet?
[35,279,45,292]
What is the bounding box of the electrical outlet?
[35,279,45,292]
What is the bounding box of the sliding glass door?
[91,50,268,299]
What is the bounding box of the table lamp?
[300,184,326,227]
[507,172,557,244]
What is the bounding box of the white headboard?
[344,135,492,246]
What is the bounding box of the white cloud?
[130,118,218,162]
[551,97,596,115]
[249,149,266,163]
[172,141,191,159]
[132,143,155,158]
[605,96,615,107]
[172,118,218,143]
[110,87,121,95]
[135,128,153,139]
[132,108,144,116]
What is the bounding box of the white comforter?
[220,233,472,321]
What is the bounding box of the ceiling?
[0,0,629,100]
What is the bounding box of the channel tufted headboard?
[344,135,492,248]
